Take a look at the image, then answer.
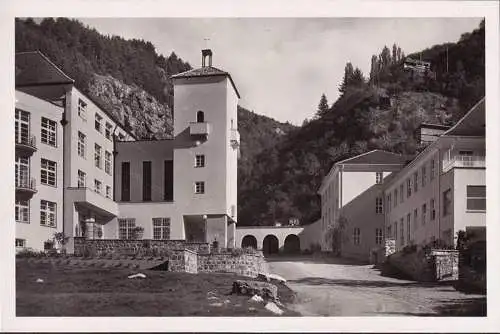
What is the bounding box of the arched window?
[196,111,205,123]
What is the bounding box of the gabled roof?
[171,66,241,98]
[336,149,409,165]
[443,98,485,137]
[16,51,74,86]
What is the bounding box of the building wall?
[452,168,486,232]
[114,140,175,202]
[385,148,441,250]
[225,78,239,221]
[172,76,234,217]
[300,219,323,251]
[340,183,385,263]
[15,90,64,251]
[235,226,305,250]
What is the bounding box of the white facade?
[15,90,64,251]
[15,50,240,252]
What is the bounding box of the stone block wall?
[184,249,198,274]
[432,249,459,281]
[168,249,198,273]
[73,238,210,256]
[198,251,266,277]
[384,238,396,257]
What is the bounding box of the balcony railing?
[15,177,37,193]
[230,128,240,148]
[189,122,210,136]
[442,155,485,173]
[15,135,37,153]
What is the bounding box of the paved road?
[266,255,486,316]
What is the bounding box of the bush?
[230,247,258,257]
[16,248,47,258]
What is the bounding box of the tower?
[171,49,240,247]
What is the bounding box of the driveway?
[266,255,486,316]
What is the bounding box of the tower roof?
[170,50,240,98]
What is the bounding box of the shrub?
[16,248,46,258]
[230,247,258,257]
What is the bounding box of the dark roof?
[444,98,485,137]
[15,51,137,140]
[337,149,409,165]
[171,66,241,98]
[16,51,74,86]
[417,123,451,131]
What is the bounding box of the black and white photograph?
[2,0,499,332]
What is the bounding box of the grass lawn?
[16,259,299,317]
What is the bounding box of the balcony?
[16,177,37,197]
[442,155,485,173]
[67,187,119,218]
[189,122,211,137]
[15,135,37,155]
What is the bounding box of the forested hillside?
[238,20,484,226]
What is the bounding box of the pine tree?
[339,62,354,94]
[316,93,329,118]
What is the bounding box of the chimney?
[202,49,212,67]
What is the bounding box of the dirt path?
[266,255,486,316]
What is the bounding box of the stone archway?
[241,235,258,249]
[263,235,279,255]
[284,234,301,254]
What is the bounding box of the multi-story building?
[15,49,239,252]
[318,150,408,261]
[384,98,485,251]
[318,98,486,261]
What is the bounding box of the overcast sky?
[78,18,482,125]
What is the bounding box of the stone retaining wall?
[198,251,266,277]
[73,238,210,256]
[168,249,198,274]
[387,248,459,282]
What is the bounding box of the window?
[196,110,205,123]
[353,228,360,245]
[153,218,171,240]
[406,178,412,197]
[41,159,56,186]
[430,198,436,220]
[15,109,30,145]
[394,222,397,240]
[118,218,136,240]
[400,218,404,245]
[400,184,404,203]
[95,113,103,133]
[414,209,418,230]
[406,213,411,244]
[143,161,152,201]
[376,197,383,214]
[78,132,86,158]
[94,144,102,168]
[422,204,427,225]
[195,181,205,194]
[15,155,29,188]
[387,225,392,239]
[164,160,173,201]
[375,228,383,245]
[77,170,86,188]
[41,117,57,146]
[413,172,418,192]
[430,159,436,179]
[94,179,102,194]
[15,200,29,223]
[105,151,112,175]
[422,165,427,187]
[443,189,452,216]
[106,185,112,199]
[121,162,130,201]
[394,188,398,207]
[195,154,205,167]
[15,238,26,248]
[40,200,56,227]
[78,99,87,120]
[386,194,391,213]
[466,185,486,211]
[376,172,383,184]
[105,122,113,140]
